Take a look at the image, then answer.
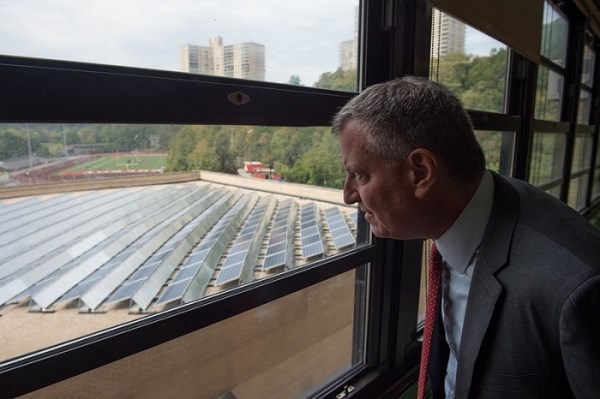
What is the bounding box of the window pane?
[567,133,593,210]
[430,9,508,113]
[0,122,365,362]
[535,65,564,121]
[475,130,515,175]
[571,133,593,174]
[541,1,568,68]
[0,0,359,90]
[15,268,366,398]
[594,166,600,200]
[581,43,596,87]
[567,134,594,210]
[594,150,600,200]
[578,89,592,125]
[529,132,566,198]
[568,174,589,210]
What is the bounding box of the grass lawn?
[65,155,167,171]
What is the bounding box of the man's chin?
[369,224,390,239]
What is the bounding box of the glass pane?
[571,133,593,174]
[430,9,508,113]
[475,130,515,175]
[568,174,589,210]
[594,166,600,199]
[581,44,596,87]
[16,268,366,398]
[535,65,564,121]
[0,122,366,363]
[578,89,592,125]
[529,132,566,198]
[0,0,359,90]
[541,1,568,68]
[568,133,593,210]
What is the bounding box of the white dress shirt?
[435,170,495,399]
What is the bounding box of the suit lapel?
[454,172,520,397]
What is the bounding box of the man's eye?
[347,171,365,183]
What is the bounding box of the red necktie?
[417,242,443,399]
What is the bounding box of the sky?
[0,1,501,86]
[0,0,358,86]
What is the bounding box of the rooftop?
[0,172,357,361]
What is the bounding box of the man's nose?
[343,178,360,205]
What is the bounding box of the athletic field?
[64,155,167,172]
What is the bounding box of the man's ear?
[405,148,438,199]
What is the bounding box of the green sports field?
[65,155,167,171]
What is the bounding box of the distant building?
[180,36,266,81]
[340,40,356,71]
[340,6,359,71]
[431,9,466,58]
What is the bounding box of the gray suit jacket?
[429,172,600,399]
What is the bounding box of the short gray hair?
[332,76,485,185]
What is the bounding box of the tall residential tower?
[180,36,265,81]
[431,9,466,58]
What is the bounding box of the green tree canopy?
[313,68,357,92]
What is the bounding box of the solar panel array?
[153,192,254,309]
[0,186,180,306]
[262,199,296,271]
[300,203,325,259]
[35,186,209,311]
[129,189,241,311]
[0,181,360,314]
[324,207,355,250]
[89,188,232,311]
[214,196,275,286]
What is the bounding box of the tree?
[313,68,357,92]
[0,131,28,160]
[461,48,507,113]
[434,49,508,114]
[288,75,303,86]
[166,125,200,171]
[284,130,345,188]
[166,125,238,174]
[435,51,472,98]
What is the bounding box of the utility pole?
[27,124,33,168]
[62,125,68,157]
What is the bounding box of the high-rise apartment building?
[340,39,357,71]
[340,6,359,71]
[431,9,466,58]
[180,36,265,81]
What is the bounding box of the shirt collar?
[435,170,494,273]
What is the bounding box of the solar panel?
[154,193,254,307]
[262,199,296,271]
[324,207,355,250]
[215,263,244,285]
[299,203,324,260]
[155,279,188,304]
[266,241,286,255]
[214,196,275,286]
[303,242,325,258]
[263,251,286,270]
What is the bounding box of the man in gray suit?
[332,76,600,398]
